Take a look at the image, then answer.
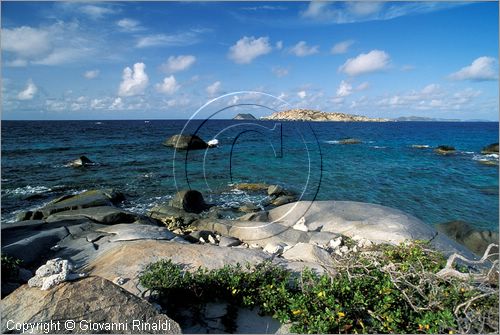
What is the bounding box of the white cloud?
[331,40,354,54]
[2,26,51,58]
[156,75,180,95]
[136,31,203,48]
[80,5,116,19]
[116,18,143,32]
[272,66,289,78]
[336,80,352,97]
[356,82,370,91]
[110,97,124,109]
[84,69,100,79]
[228,36,272,64]
[2,22,96,66]
[118,62,149,97]
[302,1,465,24]
[206,81,221,96]
[421,83,440,95]
[17,79,38,100]
[339,50,390,76]
[161,55,196,73]
[290,41,319,57]
[297,90,307,99]
[449,56,497,81]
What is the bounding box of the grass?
[139,240,499,334]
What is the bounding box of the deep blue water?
[1,120,498,231]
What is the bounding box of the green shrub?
[139,241,499,334]
[1,254,22,281]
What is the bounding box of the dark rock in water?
[148,204,199,229]
[435,220,499,256]
[169,190,210,214]
[339,138,362,145]
[68,155,94,167]
[233,113,257,120]
[434,145,456,155]
[239,203,260,213]
[271,195,296,206]
[163,134,208,150]
[481,143,499,154]
[1,276,181,334]
[267,185,284,197]
[238,211,269,222]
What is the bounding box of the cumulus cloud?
[110,97,124,109]
[118,62,149,97]
[84,69,100,79]
[228,36,272,64]
[156,75,180,95]
[336,80,352,97]
[297,90,307,99]
[331,40,355,54]
[356,82,370,91]
[206,81,221,96]
[272,66,289,78]
[449,56,497,81]
[290,41,319,57]
[339,50,390,76]
[161,55,196,73]
[116,18,143,32]
[17,79,38,100]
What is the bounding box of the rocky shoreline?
[262,109,390,122]
[1,185,498,333]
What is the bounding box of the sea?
[1,120,498,231]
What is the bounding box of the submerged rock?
[2,276,181,334]
[481,143,499,154]
[163,134,208,150]
[339,138,362,145]
[233,183,270,191]
[434,145,456,155]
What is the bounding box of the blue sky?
[2,1,498,120]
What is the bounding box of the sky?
[1,1,499,120]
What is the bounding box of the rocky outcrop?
[68,155,94,167]
[28,258,84,290]
[233,113,257,120]
[1,276,181,334]
[148,203,199,229]
[434,145,456,155]
[163,134,208,150]
[481,143,499,154]
[339,138,362,145]
[435,220,499,256]
[262,109,390,122]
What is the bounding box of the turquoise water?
[1,120,498,231]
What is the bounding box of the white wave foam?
[472,153,499,162]
[372,146,387,149]
[4,185,51,196]
[324,140,340,144]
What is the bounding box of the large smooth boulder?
[169,190,209,214]
[163,134,207,150]
[481,143,499,154]
[282,243,335,270]
[436,221,499,256]
[45,206,138,225]
[1,276,181,334]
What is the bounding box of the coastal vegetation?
[140,240,499,334]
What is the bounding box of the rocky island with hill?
[262,109,390,122]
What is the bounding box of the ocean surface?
[1,120,498,231]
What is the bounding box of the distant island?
[394,116,461,122]
[233,113,257,120]
[261,109,390,122]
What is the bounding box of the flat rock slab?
[1,276,181,334]
[282,243,334,268]
[96,224,176,242]
[86,240,273,296]
[46,206,137,225]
